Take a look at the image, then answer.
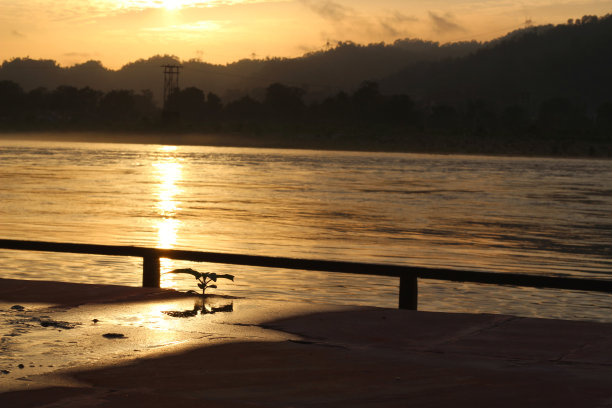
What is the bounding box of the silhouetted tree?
[206,92,222,115]
[596,102,612,139]
[580,15,599,24]
[382,94,419,126]
[49,86,80,114]
[133,90,157,117]
[0,80,25,122]
[537,97,589,137]
[26,87,50,112]
[314,91,351,125]
[166,86,206,125]
[351,81,382,121]
[264,83,305,122]
[204,92,223,128]
[99,90,136,123]
[465,99,497,137]
[428,104,459,132]
[77,87,104,119]
[501,104,531,135]
[225,96,264,131]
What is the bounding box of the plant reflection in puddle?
[162,298,234,318]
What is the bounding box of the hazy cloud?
[378,10,417,37]
[429,11,466,34]
[63,52,94,58]
[300,1,419,42]
[143,20,224,32]
[140,20,226,41]
[0,0,282,25]
[298,0,352,22]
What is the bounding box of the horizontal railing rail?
[0,239,611,310]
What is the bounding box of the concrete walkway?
[0,278,611,407]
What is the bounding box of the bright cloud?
[140,20,227,40]
[0,0,610,68]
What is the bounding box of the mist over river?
[1,138,610,321]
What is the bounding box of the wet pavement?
[0,296,356,392]
[0,279,611,407]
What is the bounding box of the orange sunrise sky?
[1,0,610,69]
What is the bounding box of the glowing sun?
[160,0,182,10]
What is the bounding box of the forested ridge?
[0,14,611,156]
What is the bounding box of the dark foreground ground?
[0,278,611,407]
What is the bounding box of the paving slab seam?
[422,315,520,351]
[559,336,611,364]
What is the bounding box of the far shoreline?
[1,130,610,159]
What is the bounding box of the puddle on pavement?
[0,297,353,391]
[161,298,234,318]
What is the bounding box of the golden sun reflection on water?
[153,162,182,217]
[157,218,180,248]
[152,146,183,288]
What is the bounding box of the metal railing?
[0,239,611,310]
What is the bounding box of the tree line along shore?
[0,79,610,157]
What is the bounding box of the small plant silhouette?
[167,268,234,296]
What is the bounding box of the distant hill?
[2,15,611,111]
[0,40,480,106]
[380,14,612,110]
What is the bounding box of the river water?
[0,138,610,321]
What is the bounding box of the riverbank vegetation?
[0,78,610,156]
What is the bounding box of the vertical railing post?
[399,273,418,310]
[142,255,161,288]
